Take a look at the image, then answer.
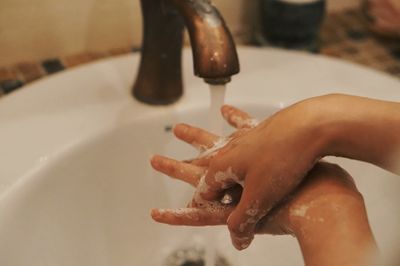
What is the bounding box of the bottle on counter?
[258,0,326,52]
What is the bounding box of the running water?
[208,84,227,135]
[205,84,227,266]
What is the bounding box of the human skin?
[150,161,378,266]
[149,108,378,265]
[163,94,400,250]
[258,163,378,266]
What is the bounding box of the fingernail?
[221,105,230,114]
[150,156,160,167]
[239,240,251,250]
[234,236,253,250]
[150,209,162,219]
[173,124,188,136]
[174,123,188,130]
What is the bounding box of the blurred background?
[0,0,399,95]
[0,0,361,66]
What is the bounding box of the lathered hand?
[151,94,398,255]
[150,105,377,265]
[156,94,400,250]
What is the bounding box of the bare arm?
[193,94,400,249]
[318,94,400,174]
[262,163,379,266]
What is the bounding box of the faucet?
[133,0,240,105]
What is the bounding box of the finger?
[151,206,232,226]
[227,168,302,250]
[226,171,272,250]
[183,157,210,167]
[184,137,232,167]
[221,105,258,129]
[191,183,243,209]
[151,155,205,187]
[198,154,244,202]
[194,170,241,206]
[255,204,292,236]
[174,123,219,151]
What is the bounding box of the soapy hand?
[151,103,329,249]
[150,156,368,238]
[151,94,400,251]
[149,107,252,227]
[197,102,328,250]
[150,108,375,259]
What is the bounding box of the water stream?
[208,84,227,135]
[205,84,227,266]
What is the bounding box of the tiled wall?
[0,0,360,68]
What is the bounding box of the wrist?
[294,94,345,159]
[302,93,400,173]
[290,193,361,238]
[289,194,378,266]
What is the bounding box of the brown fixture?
[133,0,240,105]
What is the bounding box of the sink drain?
[164,246,231,266]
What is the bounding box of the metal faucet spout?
[133,0,240,105]
[171,0,240,83]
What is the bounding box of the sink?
[0,47,399,265]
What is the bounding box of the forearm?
[314,94,400,174]
[292,195,378,266]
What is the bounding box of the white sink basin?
[0,47,399,266]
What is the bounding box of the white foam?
[157,208,202,222]
[220,193,233,205]
[238,201,265,233]
[198,137,230,158]
[239,216,258,233]
[214,167,241,188]
[245,200,261,217]
[240,242,250,249]
[194,166,244,208]
[194,174,209,205]
[231,115,259,129]
[290,205,309,218]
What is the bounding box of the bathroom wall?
[0,0,361,67]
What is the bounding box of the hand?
[150,153,363,236]
[152,94,400,251]
[183,101,331,249]
[258,162,378,266]
[165,94,400,250]
[150,103,335,248]
[151,150,378,265]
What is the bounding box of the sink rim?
[0,47,400,265]
[0,46,399,197]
